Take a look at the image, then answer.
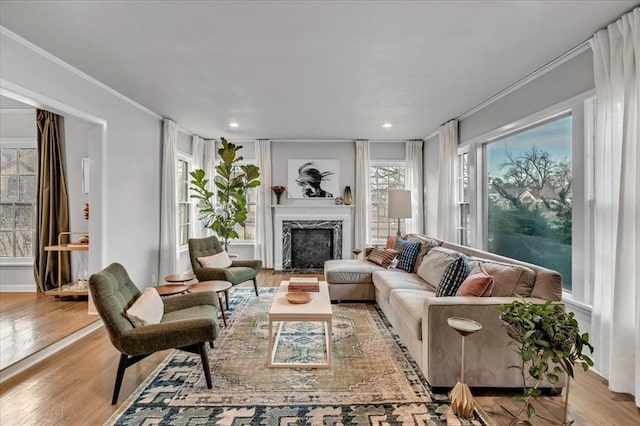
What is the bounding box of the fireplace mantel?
[273,205,353,271]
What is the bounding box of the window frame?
[456,148,471,246]
[224,160,258,243]
[369,160,407,245]
[461,89,595,306]
[0,138,37,265]
[176,153,192,250]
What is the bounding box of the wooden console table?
[44,232,90,297]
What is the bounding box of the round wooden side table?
[188,280,233,327]
[164,273,196,284]
[155,284,189,297]
[447,317,483,419]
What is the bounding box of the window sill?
[228,241,255,246]
[0,258,33,267]
[562,291,592,315]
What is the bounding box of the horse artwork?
[287,159,340,199]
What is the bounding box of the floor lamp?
[388,189,412,238]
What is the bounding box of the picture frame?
[287,159,340,199]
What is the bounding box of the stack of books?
[288,277,319,292]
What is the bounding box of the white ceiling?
[1,1,637,140]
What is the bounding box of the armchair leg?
[112,353,128,405]
[252,277,259,296]
[198,342,212,389]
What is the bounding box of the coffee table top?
[164,273,196,283]
[155,284,189,296]
[189,280,232,293]
[269,280,332,320]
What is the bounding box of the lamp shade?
[387,189,412,219]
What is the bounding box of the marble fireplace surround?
[273,205,353,272]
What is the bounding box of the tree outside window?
[370,163,406,244]
[487,115,572,289]
[0,146,36,258]
[229,164,256,241]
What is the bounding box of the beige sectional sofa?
[324,234,564,389]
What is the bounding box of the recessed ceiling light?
[382,123,393,128]
[229,122,239,128]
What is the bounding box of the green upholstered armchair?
[188,235,262,296]
[89,262,220,404]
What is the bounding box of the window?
[177,157,191,247]
[456,150,470,246]
[0,145,36,258]
[230,164,257,241]
[369,163,406,244]
[486,114,573,289]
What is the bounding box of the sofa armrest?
[231,259,262,270]
[421,296,565,388]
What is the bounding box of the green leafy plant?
[498,298,594,425]
[189,138,260,250]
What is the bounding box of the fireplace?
[282,220,342,272]
[273,205,352,272]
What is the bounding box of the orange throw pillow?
[385,236,396,249]
[456,263,494,297]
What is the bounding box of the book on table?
[288,277,319,292]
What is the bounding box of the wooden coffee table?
[155,284,188,297]
[267,280,332,368]
[188,280,232,327]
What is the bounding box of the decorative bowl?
[285,292,313,304]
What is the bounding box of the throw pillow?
[456,263,495,297]
[126,287,164,328]
[393,238,422,272]
[198,250,232,268]
[435,256,471,297]
[366,247,400,268]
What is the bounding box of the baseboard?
[0,284,37,292]
[0,320,103,384]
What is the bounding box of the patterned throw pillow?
[456,263,495,297]
[393,238,422,272]
[435,256,471,297]
[366,248,400,268]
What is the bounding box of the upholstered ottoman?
[324,259,385,301]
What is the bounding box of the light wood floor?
[0,271,638,425]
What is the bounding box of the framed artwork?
[287,159,340,199]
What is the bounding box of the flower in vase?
[271,186,286,204]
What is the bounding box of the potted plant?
[498,298,594,426]
[189,138,260,250]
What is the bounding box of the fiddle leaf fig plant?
[498,298,594,426]
[190,138,260,250]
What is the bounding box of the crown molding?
[1,26,162,121]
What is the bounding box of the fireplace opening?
[291,229,333,269]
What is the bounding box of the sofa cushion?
[405,234,440,273]
[416,246,464,287]
[372,270,431,301]
[389,289,435,341]
[393,238,422,272]
[325,259,385,284]
[435,256,471,297]
[456,263,494,297]
[366,248,400,268]
[471,258,535,297]
[126,287,164,327]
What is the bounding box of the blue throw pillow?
[393,238,422,272]
[435,256,471,297]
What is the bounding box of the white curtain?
[191,136,217,237]
[437,120,458,241]
[590,8,639,405]
[354,140,370,251]
[254,139,273,267]
[405,140,424,234]
[159,118,178,280]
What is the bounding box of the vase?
[343,186,353,205]
[275,193,282,204]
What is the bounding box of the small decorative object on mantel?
[271,185,286,204]
[334,196,344,205]
[343,186,353,205]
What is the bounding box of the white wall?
[1,31,163,288]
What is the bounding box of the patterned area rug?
[108,288,487,425]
